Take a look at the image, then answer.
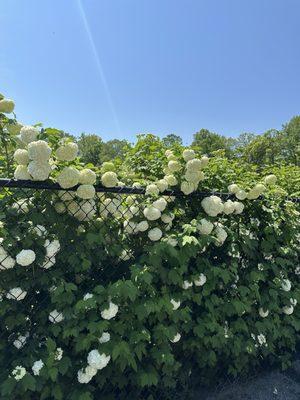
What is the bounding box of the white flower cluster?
[101,301,118,320]
[0,96,15,113]
[32,360,44,376]
[55,142,78,161]
[12,365,26,381]
[201,195,244,217]
[170,333,181,343]
[78,350,111,384]
[49,309,64,323]
[16,249,36,266]
[0,245,15,270]
[13,333,29,349]
[6,287,27,301]
[182,273,207,289]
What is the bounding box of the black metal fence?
[0,178,299,400]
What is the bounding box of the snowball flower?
[77,366,97,383]
[20,125,39,144]
[14,149,29,165]
[55,142,78,161]
[137,220,149,232]
[201,196,224,217]
[156,179,168,192]
[186,158,202,171]
[164,174,177,186]
[197,218,214,235]
[6,287,27,301]
[223,200,235,215]
[99,332,111,343]
[79,168,96,185]
[148,228,163,241]
[281,279,291,292]
[57,167,80,189]
[16,249,36,266]
[200,156,209,168]
[235,190,247,200]
[182,280,193,290]
[257,334,267,346]
[87,350,111,370]
[77,184,95,199]
[233,201,244,214]
[167,237,178,247]
[283,305,294,315]
[290,298,297,306]
[184,169,204,183]
[264,174,277,185]
[12,366,26,381]
[32,360,44,376]
[41,256,56,270]
[161,214,174,224]
[168,160,181,172]
[101,302,118,320]
[170,299,181,310]
[253,183,266,194]
[247,188,261,200]
[215,225,228,245]
[54,348,63,361]
[182,149,195,161]
[83,293,93,301]
[34,225,47,237]
[14,165,31,180]
[194,273,207,286]
[152,197,167,212]
[13,334,28,349]
[45,239,60,257]
[181,181,195,195]
[0,98,15,113]
[28,161,51,181]
[170,333,181,343]
[49,309,64,323]
[143,206,161,221]
[28,140,51,161]
[228,184,239,194]
[101,171,118,188]
[145,184,160,196]
[259,308,269,318]
[0,251,15,270]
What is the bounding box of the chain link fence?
[0,178,299,399]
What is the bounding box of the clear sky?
[1,0,300,144]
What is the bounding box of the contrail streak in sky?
[77,0,121,136]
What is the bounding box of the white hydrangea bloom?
[184,170,204,183]
[156,179,168,192]
[233,201,244,214]
[77,366,97,384]
[235,190,247,200]
[170,299,181,310]
[14,165,31,180]
[182,149,195,161]
[20,126,39,144]
[181,181,195,195]
[168,160,181,172]
[200,156,209,168]
[12,366,26,381]
[41,256,56,269]
[16,249,36,266]
[123,220,137,234]
[28,161,51,181]
[201,196,224,217]
[77,184,95,200]
[228,184,239,194]
[143,206,161,221]
[182,280,193,290]
[99,332,110,343]
[259,308,269,318]
[165,150,173,157]
[14,149,29,165]
[164,174,177,186]
[166,237,178,247]
[0,251,15,270]
[6,287,27,300]
[7,122,23,135]
[148,228,162,241]
[283,305,294,315]
[137,220,149,232]
[49,309,64,323]
[54,348,63,361]
[290,298,297,306]
[79,169,96,185]
[45,239,60,258]
[56,142,78,161]
[194,273,207,286]
[101,302,118,320]
[13,334,28,349]
[83,293,93,301]
[197,218,214,235]
[186,158,202,171]
[55,202,66,214]
[0,98,15,113]
[87,350,111,370]
[215,225,228,245]
[170,333,181,343]
[101,171,118,188]
[223,200,235,215]
[257,334,267,346]
[33,225,47,237]
[281,279,291,292]
[28,140,51,161]
[264,174,277,185]
[161,213,174,224]
[145,184,160,196]
[253,183,266,194]
[247,188,261,200]
[129,205,139,216]
[32,360,44,376]
[152,197,167,212]
[57,167,80,189]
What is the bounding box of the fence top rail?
[0,178,299,202]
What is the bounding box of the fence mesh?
[0,179,299,399]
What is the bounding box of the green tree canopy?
[77,133,103,166]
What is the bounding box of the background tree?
[192,128,234,157]
[100,139,129,162]
[77,133,103,165]
[162,133,183,147]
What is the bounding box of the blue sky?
[1,0,300,144]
